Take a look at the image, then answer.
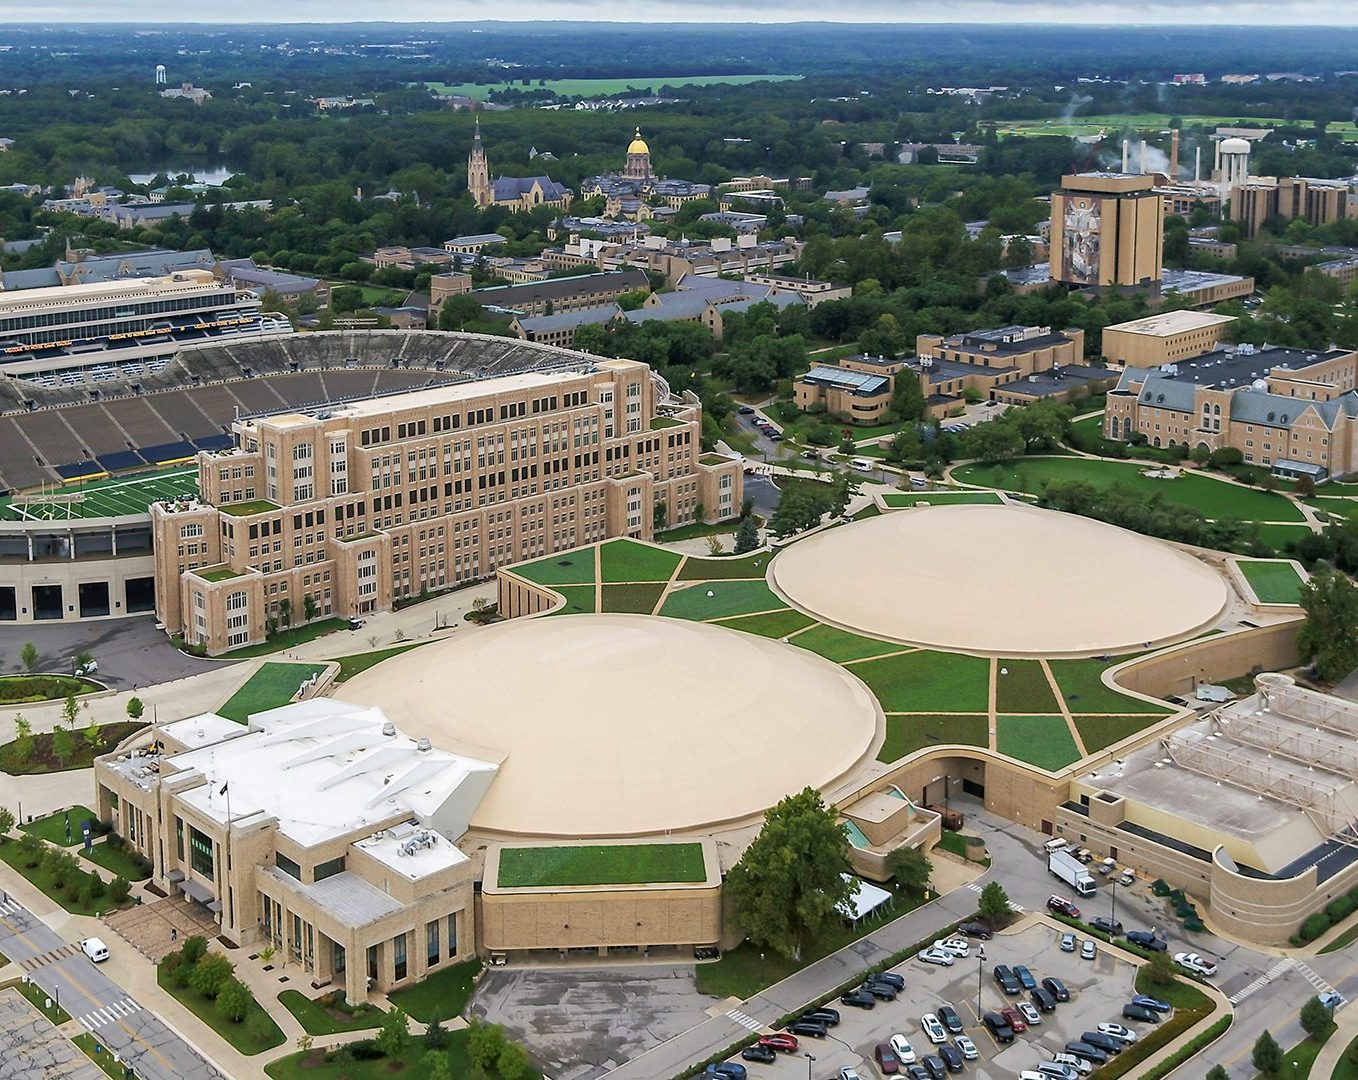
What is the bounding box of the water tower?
[1217,137,1251,191]
[155,64,167,86]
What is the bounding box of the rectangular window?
[447,912,458,957]
[313,855,346,882]
[334,941,346,974]
[367,944,379,982]
[427,920,439,966]
[275,852,301,880]
[188,825,214,877]
[175,817,184,861]
[393,933,408,981]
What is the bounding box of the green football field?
[0,467,198,522]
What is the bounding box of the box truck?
[1048,850,1097,896]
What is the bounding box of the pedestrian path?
[1294,958,1343,1005]
[77,996,143,1031]
[725,1008,763,1033]
[0,897,22,917]
[20,942,81,972]
[1228,957,1293,1004]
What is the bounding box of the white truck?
[1049,849,1097,896]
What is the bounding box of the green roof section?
[218,662,330,724]
[496,843,707,888]
[219,499,281,517]
[650,415,685,430]
[1237,559,1306,605]
[0,465,198,522]
[195,567,243,583]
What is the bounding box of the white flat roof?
[159,713,247,750]
[1105,311,1237,337]
[322,369,593,420]
[168,700,498,849]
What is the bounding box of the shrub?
[181,935,209,964]
[126,697,144,719]
[349,1039,383,1061]
[109,876,131,903]
[169,957,193,989]
[1300,912,1332,942]
[425,1015,448,1050]
[1326,895,1355,922]
[88,875,106,900]
[18,833,43,868]
[189,953,235,999]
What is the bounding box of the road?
[0,896,225,1080]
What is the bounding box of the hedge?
[1133,1015,1233,1080]
[1292,882,1358,945]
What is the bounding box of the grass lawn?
[0,674,102,706]
[0,720,146,775]
[265,1029,535,1080]
[81,840,151,880]
[952,457,1305,523]
[385,959,482,1024]
[510,549,596,586]
[790,624,905,663]
[1049,658,1166,714]
[677,551,773,580]
[425,73,797,97]
[996,716,1082,771]
[713,608,817,638]
[331,642,427,683]
[1073,714,1168,753]
[73,1032,125,1078]
[1307,496,1358,521]
[656,520,742,542]
[498,843,706,887]
[1276,1025,1336,1080]
[1335,1033,1358,1080]
[217,662,329,723]
[994,660,1058,713]
[277,990,384,1035]
[881,491,1004,508]
[852,650,991,712]
[0,840,125,915]
[1238,559,1306,604]
[546,584,596,615]
[1320,918,1358,954]
[658,580,786,621]
[599,583,666,614]
[1258,523,1316,551]
[156,960,285,1055]
[220,618,349,657]
[879,715,989,762]
[599,539,683,582]
[853,503,882,519]
[696,891,922,1000]
[11,976,70,1023]
[22,806,97,846]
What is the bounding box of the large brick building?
[152,352,741,653]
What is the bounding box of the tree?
[734,514,760,554]
[18,833,42,867]
[1144,948,1176,987]
[110,875,131,902]
[62,693,79,730]
[1252,1030,1282,1075]
[725,787,855,960]
[84,717,102,751]
[126,697,144,720]
[497,1041,533,1080]
[303,594,319,622]
[0,807,14,839]
[12,715,32,765]
[376,1006,410,1058]
[1206,1066,1229,1080]
[653,499,668,533]
[769,483,831,540]
[20,641,37,672]
[1298,570,1358,681]
[216,977,252,1023]
[1295,474,1316,497]
[885,846,932,896]
[468,1019,509,1074]
[1300,994,1333,1039]
[189,953,235,999]
[51,726,74,768]
[978,881,1013,927]
[962,422,1025,463]
[891,370,926,421]
[424,1052,453,1080]
[74,650,94,671]
[424,1015,448,1050]
[278,597,293,628]
[828,471,862,518]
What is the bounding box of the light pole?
[804,1051,815,1079]
[1110,875,1118,938]
[975,943,986,1023]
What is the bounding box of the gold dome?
[627,128,650,156]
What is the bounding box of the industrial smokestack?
[1194,146,1201,182]
[1140,139,1147,173]
[1214,139,1221,175]
[1170,129,1180,179]
[1122,139,1130,173]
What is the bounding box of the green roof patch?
[650,415,685,430]
[195,567,242,583]
[1237,559,1306,605]
[497,843,707,887]
[218,499,280,517]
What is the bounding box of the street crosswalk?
[78,997,143,1032]
[1227,957,1294,1004]
[1294,959,1343,1007]
[19,943,81,972]
[725,1008,763,1033]
[0,898,21,917]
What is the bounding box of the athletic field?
[0,467,198,522]
[420,74,799,100]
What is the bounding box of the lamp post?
[804,1051,815,1079]
[975,943,986,1024]
[1110,875,1118,939]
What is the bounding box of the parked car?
[741,1046,777,1064]
[863,980,897,1001]
[874,1043,901,1075]
[936,937,970,958]
[1079,1031,1124,1055]
[1060,932,1077,953]
[80,938,110,963]
[1064,1041,1109,1066]
[921,1014,948,1045]
[1051,1052,1094,1076]
[918,946,955,967]
[1090,917,1124,935]
[1017,1001,1042,1026]
[840,989,876,1009]
[1080,939,1097,960]
[1047,895,1081,918]
[1321,991,1344,1010]
[872,971,907,990]
[839,1069,861,1080]
[920,1055,947,1080]
[738,406,755,415]
[802,1007,840,1026]
[953,1035,978,1061]
[1036,1063,1081,1080]
[1031,986,1057,1012]
[993,964,1021,995]
[1097,1023,1138,1045]
[1000,1006,1028,1034]
[983,1011,1015,1043]
[937,1045,963,1074]
[1126,931,1168,951]
[1130,995,1172,1014]
[905,1066,931,1080]
[1122,1003,1162,1024]
[889,1034,917,1064]
[959,921,993,939]
[1042,976,1071,1002]
[1118,868,1135,886]
[1174,952,1218,977]
[704,1064,747,1080]
[787,1019,828,1038]
[1013,964,1037,991]
[938,1005,963,1035]
[758,1033,798,1053]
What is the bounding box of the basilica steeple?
[468,117,492,208]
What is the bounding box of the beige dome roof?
[627,127,650,155]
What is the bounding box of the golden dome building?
[623,127,652,181]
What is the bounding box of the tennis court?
[0,467,198,521]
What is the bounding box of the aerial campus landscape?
[7,15,1358,1080]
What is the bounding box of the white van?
[852,458,873,472]
[81,937,110,963]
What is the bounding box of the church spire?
[468,117,491,209]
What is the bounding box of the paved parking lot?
[719,921,1154,1079]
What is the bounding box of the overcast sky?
[4,2,1357,24]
